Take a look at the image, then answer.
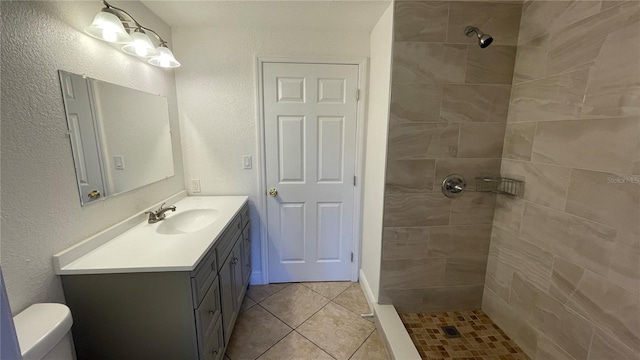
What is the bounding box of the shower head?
[464,26,493,48]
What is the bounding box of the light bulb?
[102,28,117,42]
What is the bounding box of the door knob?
[268,188,278,197]
[88,190,101,200]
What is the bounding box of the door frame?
[254,56,369,285]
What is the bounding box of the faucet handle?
[156,202,167,212]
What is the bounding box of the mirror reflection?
[59,70,175,205]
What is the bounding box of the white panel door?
[264,63,359,282]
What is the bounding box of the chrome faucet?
[145,203,176,223]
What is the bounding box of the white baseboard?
[250,271,264,285]
[358,269,376,313]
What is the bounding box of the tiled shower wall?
[483,1,640,359]
[379,1,522,311]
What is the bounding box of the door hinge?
[353,176,356,186]
[351,252,354,262]
[356,89,360,101]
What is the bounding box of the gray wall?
[379,1,521,312]
[484,1,640,358]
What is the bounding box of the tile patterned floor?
[225,282,390,360]
[400,310,529,360]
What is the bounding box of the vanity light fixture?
[84,0,180,68]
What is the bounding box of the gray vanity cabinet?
[61,204,250,360]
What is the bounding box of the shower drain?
[441,325,462,338]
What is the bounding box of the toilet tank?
[14,303,73,360]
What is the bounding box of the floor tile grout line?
[347,327,377,360]
[300,281,355,300]
[250,326,295,360]
[247,282,293,303]
[292,329,338,360]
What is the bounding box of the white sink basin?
[156,209,220,235]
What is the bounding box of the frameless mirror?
[59,70,175,205]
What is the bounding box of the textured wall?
[379,1,521,312]
[483,1,640,359]
[0,0,184,332]
[172,26,370,283]
[360,3,394,302]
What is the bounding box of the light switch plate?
[191,179,201,193]
[243,155,252,169]
[114,155,125,170]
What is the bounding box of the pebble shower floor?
[400,310,528,360]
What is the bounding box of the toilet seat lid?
[14,303,73,360]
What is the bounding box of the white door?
[263,62,359,282]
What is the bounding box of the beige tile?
[444,256,488,286]
[465,45,516,85]
[492,194,525,234]
[484,250,513,301]
[513,35,548,84]
[350,330,389,360]
[508,69,589,122]
[259,283,330,328]
[508,272,543,327]
[608,231,640,296]
[501,159,571,210]
[389,84,443,123]
[380,258,446,290]
[538,293,594,360]
[518,0,601,43]
[565,169,640,235]
[588,329,640,360]
[226,306,292,360]
[382,227,430,260]
[383,193,451,227]
[549,256,584,305]
[457,122,506,158]
[392,42,467,84]
[240,296,257,313]
[450,192,497,225]
[394,1,449,42]
[426,225,492,257]
[535,334,577,360]
[440,84,511,123]
[502,122,536,161]
[434,158,502,190]
[547,1,640,78]
[531,117,639,174]
[297,302,375,360]
[333,283,370,316]
[378,288,424,313]
[566,271,640,352]
[520,202,616,276]
[421,285,484,312]
[246,283,291,303]
[385,159,435,193]
[301,281,352,300]
[387,123,459,159]
[257,331,333,360]
[447,2,522,46]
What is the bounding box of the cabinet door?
[231,240,244,310]
[219,255,235,345]
[242,227,251,286]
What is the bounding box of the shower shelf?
[475,177,524,197]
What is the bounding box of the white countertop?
[54,195,249,275]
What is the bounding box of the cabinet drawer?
[216,215,242,269]
[196,278,221,355]
[241,204,249,229]
[191,248,218,308]
[199,316,224,360]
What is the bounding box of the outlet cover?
[191,179,201,193]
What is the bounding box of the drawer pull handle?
[213,350,218,355]
[208,309,215,315]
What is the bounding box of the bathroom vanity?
[54,195,250,360]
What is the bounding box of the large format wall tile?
[513,34,548,83]
[587,329,640,360]
[382,227,430,260]
[440,84,511,123]
[393,42,468,84]
[520,202,617,277]
[534,334,576,360]
[444,256,488,285]
[465,45,516,84]
[385,159,435,193]
[608,231,640,296]
[390,84,443,123]
[426,225,492,257]
[380,258,446,290]
[394,1,449,42]
[492,195,524,234]
[450,192,497,225]
[531,117,640,174]
[565,169,640,235]
[421,285,484,312]
[447,1,522,46]
[434,158,502,190]
[383,193,451,227]
[508,69,589,122]
[501,159,571,210]
[548,256,584,305]
[517,0,601,43]
[457,122,506,158]
[387,123,459,159]
[502,122,536,160]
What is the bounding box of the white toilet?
[13,303,73,360]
